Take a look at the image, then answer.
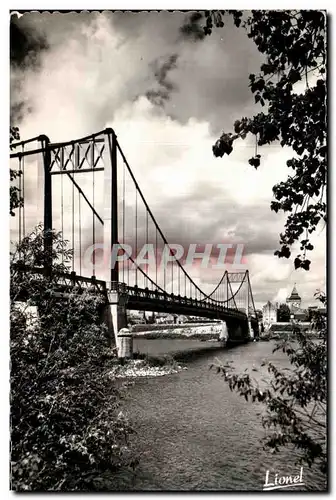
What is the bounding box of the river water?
[117,339,327,492]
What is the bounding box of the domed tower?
[286,284,301,310]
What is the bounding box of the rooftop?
[287,284,301,301]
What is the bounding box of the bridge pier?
[248,320,254,339]
[219,320,228,343]
[225,320,251,346]
[103,289,128,354]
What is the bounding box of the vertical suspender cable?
[79,193,82,275]
[155,228,158,290]
[92,141,95,277]
[163,239,166,293]
[92,168,95,277]
[61,153,64,265]
[171,247,173,295]
[72,169,75,272]
[135,189,138,287]
[178,261,180,296]
[146,210,148,289]
[123,161,125,283]
[22,145,25,239]
[18,155,22,247]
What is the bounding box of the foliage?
[10,126,23,216]
[186,10,326,270]
[211,291,327,474]
[11,226,136,491]
[277,303,291,322]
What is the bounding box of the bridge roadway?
[13,266,259,338]
[122,283,253,321]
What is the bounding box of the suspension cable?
[116,139,224,300]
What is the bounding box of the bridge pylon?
[248,319,254,339]
[102,283,128,350]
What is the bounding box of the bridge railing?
[11,264,107,293]
[115,282,248,320]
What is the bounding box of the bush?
[10,227,136,491]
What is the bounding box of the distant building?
[308,305,327,318]
[262,301,277,329]
[290,306,308,322]
[286,284,302,310]
[128,310,145,325]
[155,313,178,324]
[285,284,310,321]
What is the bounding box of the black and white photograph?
[9,8,327,492]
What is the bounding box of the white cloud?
[10,12,326,309]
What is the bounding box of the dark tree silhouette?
[182,10,326,271]
[10,126,23,216]
[11,227,136,491]
[277,303,291,322]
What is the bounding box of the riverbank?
[108,354,187,379]
[108,341,229,379]
[130,322,221,340]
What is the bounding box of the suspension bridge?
[10,128,259,345]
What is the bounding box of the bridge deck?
[12,265,258,328]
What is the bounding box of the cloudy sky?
[10,11,326,309]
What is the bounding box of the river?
[116,339,327,491]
